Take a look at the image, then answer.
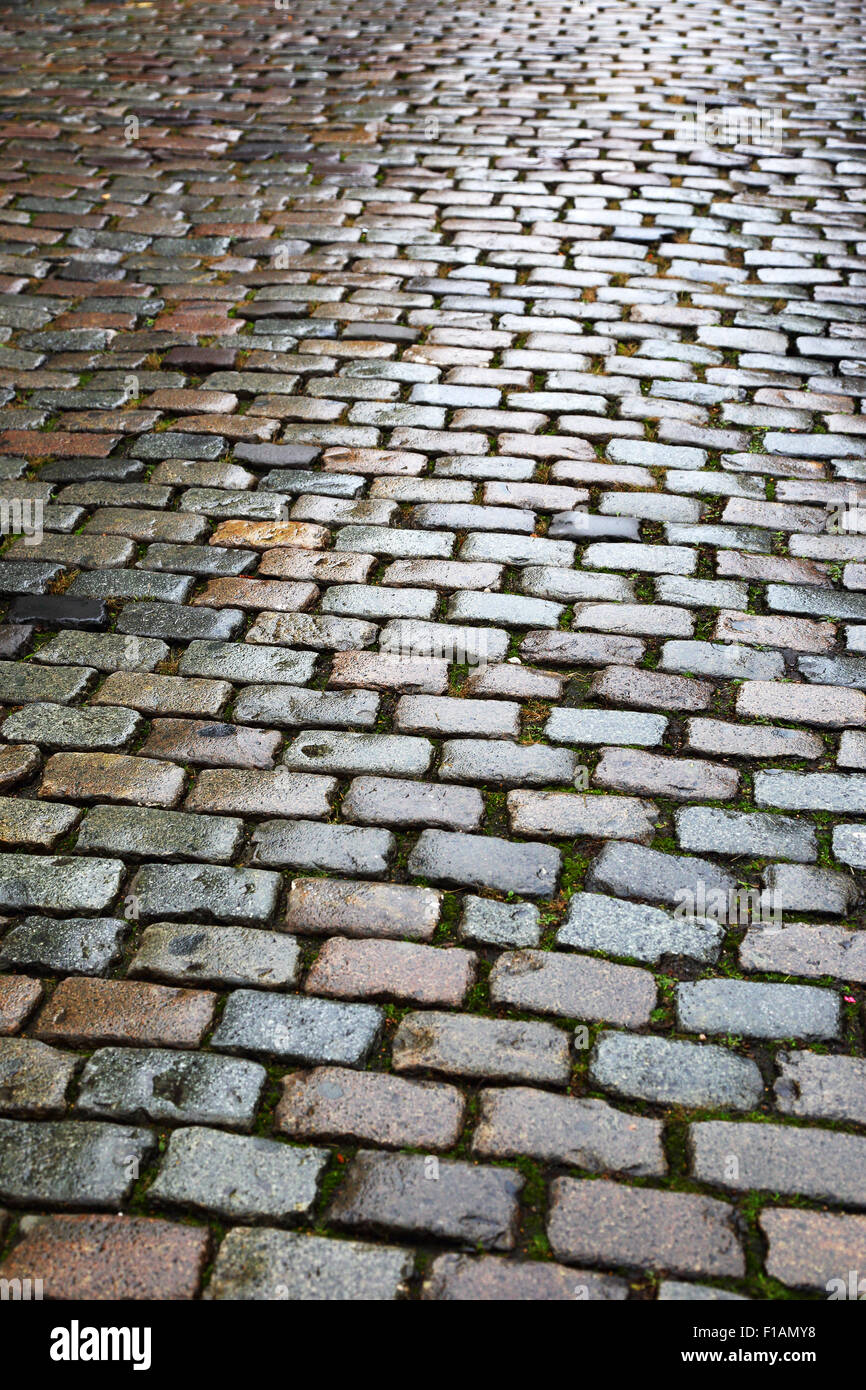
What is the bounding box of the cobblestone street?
[0,0,864,1303]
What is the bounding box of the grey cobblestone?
[77,1048,266,1130]
[473,1087,665,1176]
[677,980,840,1041]
[149,1127,328,1223]
[206,1228,413,1301]
[590,1033,764,1111]
[327,1150,523,1250]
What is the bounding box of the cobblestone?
[276,1067,464,1151]
[148,1127,328,1223]
[472,1088,665,1176]
[548,1180,744,1279]
[327,1151,522,1251]
[206,1228,413,1300]
[0,1214,209,1300]
[1,0,864,1303]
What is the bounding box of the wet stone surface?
[0,0,864,1304]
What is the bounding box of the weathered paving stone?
[321,584,436,623]
[755,771,866,812]
[305,938,475,1007]
[686,717,824,761]
[185,768,335,820]
[737,679,866,728]
[473,1087,665,1175]
[0,916,128,976]
[39,752,186,808]
[458,896,541,948]
[179,640,317,686]
[831,823,866,869]
[689,1122,866,1208]
[1,702,142,753]
[129,923,300,992]
[715,609,834,654]
[447,591,563,629]
[0,661,95,706]
[140,542,257,577]
[465,663,563,701]
[657,1282,748,1302]
[490,950,655,1027]
[545,708,667,747]
[247,612,377,652]
[327,1150,523,1251]
[69,569,193,604]
[329,651,449,694]
[0,743,40,792]
[284,878,440,942]
[0,1038,79,1117]
[739,916,866,980]
[77,1049,266,1131]
[343,776,483,831]
[557,893,724,965]
[32,977,216,1049]
[8,537,136,572]
[660,639,784,682]
[520,632,645,667]
[336,525,453,559]
[0,976,42,1035]
[422,1253,627,1301]
[141,719,282,770]
[234,686,379,731]
[507,790,657,844]
[439,739,577,787]
[76,805,243,863]
[0,1119,153,1209]
[586,841,736,909]
[393,1011,571,1086]
[677,980,840,1041]
[590,664,711,712]
[193,577,319,615]
[594,748,738,802]
[760,1209,866,1292]
[276,1066,464,1150]
[675,807,817,863]
[547,1179,744,1278]
[36,631,169,673]
[211,990,382,1067]
[148,1127,328,1223]
[252,819,394,877]
[395,694,519,739]
[407,830,560,897]
[762,862,856,917]
[0,796,82,850]
[91,672,232,719]
[0,1213,209,1300]
[837,731,866,769]
[117,602,244,644]
[0,853,123,914]
[205,1227,413,1301]
[590,1032,764,1111]
[128,863,280,925]
[283,731,433,778]
[774,1051,866,1126]
[380,618,509,665]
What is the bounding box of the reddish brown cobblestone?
[0,1214,209,1299]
